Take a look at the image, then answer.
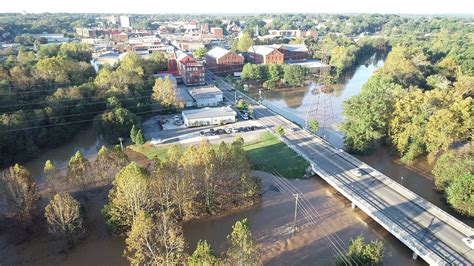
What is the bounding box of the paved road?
[206,71,474,265]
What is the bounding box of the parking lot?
[141,113,265,146]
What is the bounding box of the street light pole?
[118,137,124,151]
[293,193,299,231]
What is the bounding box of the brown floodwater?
[2,54,470,265]
[184,171,425,265]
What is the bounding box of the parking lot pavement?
[144,118,264,146]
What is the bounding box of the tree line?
[241,63,310,88]
[339,22,473,216]
[0,41,169,167]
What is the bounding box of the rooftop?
[182,106,236,120]
[188,85,222,100]
[248,45,279,56]
[206,47,230,59]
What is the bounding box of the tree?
[93,145,130,182]
[0,164,38,225]
[125,210,185,265]
[262,79,278,90]
[237,32,254,52]
[432,151,472,190]
[96,107,139,143]
[44,193,85,247]
[152,77,183,109]
[275,125,285,136]
[44,160,61,195]
[267,64,284,81]
[193,47,208,59]
[189,240,220,266]
[235,99,249,111]
[330,46,355,77]
[67,151,91,190]
[130,125,138,144]
[337,236,384,265]
[58,43,92,62]
[445,174,474,217]
[283,65,309,86]
[226,219,259,265]
[340,77,402,154]
[135,130,145,145]
[308,119,319,133]
[103,162,154,234]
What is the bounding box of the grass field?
[129,131,310,179]
[243,132,309,179]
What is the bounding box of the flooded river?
[6,54,469,265]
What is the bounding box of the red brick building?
[206,47,244,75]
[177,52,205,86]
[272,44,309,61]
[247,45,284,64]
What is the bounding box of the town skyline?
[1,0,474,15]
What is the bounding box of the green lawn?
[129,131,309,179]
[243,132,310,179]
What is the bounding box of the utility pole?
[234,90,237,104]
[259,88,262,103]
[118,137,124,151]
[293,193,299,231]
[400,176,404,186]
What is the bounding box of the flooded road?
[184,171,424,265]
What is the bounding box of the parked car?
[224,128,232,134]
[216,129,225,135]
[150,138,162,145]
[239,111,249,120]
[462,236,474,250]
[286,126,298,132]
[350,168,363,177]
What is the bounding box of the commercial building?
[173,39,205,52]
[206,47,244,74]
[177,52,205,86]
[271,44,309,61]
[187,85,223,107]
[268,29,317,39]
[247,45,284,64]
[182,106,237,127]
[210,27,224,39]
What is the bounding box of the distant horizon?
[1,0,473,16]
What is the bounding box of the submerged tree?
[0,164,38,225]
[125,210,185,265]
[67,151,91,191]
[226,218,259,265]
[44,160,61,195]
[44,193,85,247]
[189,240,220,266]
[337,236,384,265]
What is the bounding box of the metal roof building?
[182,106,237,127]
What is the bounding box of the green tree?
[267,64,284,81]
[237,32,254,52]
[275,125,285,136]
[93,145,130,182]
[226,218,259,265]
[135,130,145,145]
[67,151,91,190]
[193,47,208,59]
[308,119,319,133]
[58,43,92,62]
[45,193,85,247]
[189,240,220,266]
[337,236,384,265]
[445,174,474,217]
[44,160,61,195]
[0,164,38,225]
[96,107,139,143]
[340,77,402,153]
[152,77,183,109]
[262,79,278,90]
[283,65,309,86]
[130,125,138,144]
[125,210,185,265]
[432,151,473,190]
[330,46,355,77]
[235,99,249,111]
[103,162,154,234]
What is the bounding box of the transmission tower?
[304,45,335,139]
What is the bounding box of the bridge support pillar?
[412,252,418,260]
[351,202,356,209]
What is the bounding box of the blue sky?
[1,0,473,14]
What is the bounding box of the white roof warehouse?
[182,106,237,127]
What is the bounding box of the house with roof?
[247,45,284,64]
[206,47,245,75]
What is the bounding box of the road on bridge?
[205,70,474,265]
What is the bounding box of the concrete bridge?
[206,70,474,265]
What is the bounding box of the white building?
[182,106,236,127]
[120,15,133,28]
[187,85,223,107]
